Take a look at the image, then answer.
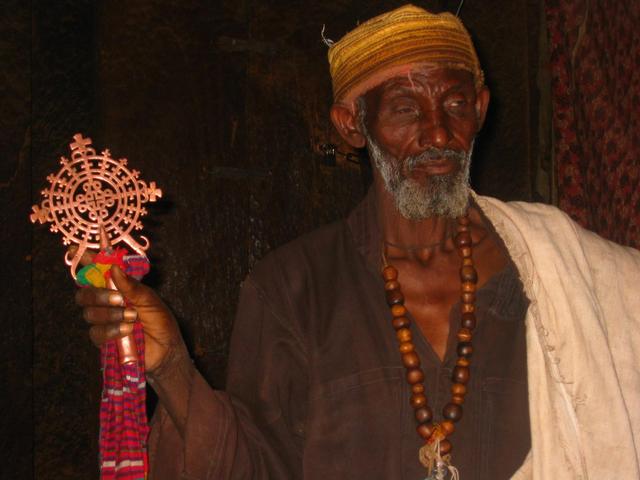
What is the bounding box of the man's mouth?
[417,158,457,175]
[405,149,465,176]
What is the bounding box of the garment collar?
[344,187,491,274]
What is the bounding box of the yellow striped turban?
[328,4,484,103]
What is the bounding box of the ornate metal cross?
[30,133,162,278]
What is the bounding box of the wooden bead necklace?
[381,213,476,480]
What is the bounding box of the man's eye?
[393,107,417,115]
[447,99,467,109]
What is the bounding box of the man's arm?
[77,263,307,479]
[146,273,308,479]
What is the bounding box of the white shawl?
[475,195,640,479]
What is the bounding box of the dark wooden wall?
[1,1,549,477]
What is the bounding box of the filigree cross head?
[30,133,162,278]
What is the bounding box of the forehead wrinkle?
[378,71,471,101]
[380,75,427,96]
[407,70,416,92]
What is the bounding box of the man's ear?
[475,86,490,130]
[330,103,367,149]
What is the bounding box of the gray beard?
[366,135,473,220]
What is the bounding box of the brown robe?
[148,191,530,479]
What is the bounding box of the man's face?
[359,67,484,220]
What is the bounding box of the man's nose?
[418,109,450,149]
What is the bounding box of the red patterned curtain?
[545,0,640,248]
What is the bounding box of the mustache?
[405,147,467,168]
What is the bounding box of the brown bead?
[456,328,472,342]
[441,420,455,437]
[460,265,478,283]
[439,439,453,455]
[462,257,473,266]
[451,383,467,395]
[415,406,433,423]
[412,383,425,394]
[461,292,476,304]
[406,368,425,385]
[456,358,470,367]
[461,312,476,329]
[396,328,412,343]
[443,402,463,422]
[410,393,427,409]
[461,303,475,313]
[457,341,473,358]
[452,394,465,405]
[399,341,415,354]
[382,266,398,281]
[458,246,472,258]
[391,304,407,317]
[452,366,470,384]
[392,316,410,330]
[417,422,435,440]
[454,231,472,248]
[386,289,404,306]
[384,280,400,291]
[461,281,475,293]
[402,352,420,368]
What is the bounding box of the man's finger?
[89,322,135,347]
[76,286,124,307]
[110,264,145,302]
[82,306,137,325]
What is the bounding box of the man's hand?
[75,261,183,373]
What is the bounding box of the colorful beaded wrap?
[382,213,477,477]
[327,4,484,104]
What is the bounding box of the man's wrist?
[147,342,195,438]
[148,341,193,383]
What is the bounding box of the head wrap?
[328,4,484,104]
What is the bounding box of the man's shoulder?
[248,219,352,286]
[477,194,639,260]
[477,195,570,226]
[475,194,585,243]
[267,219,349,262]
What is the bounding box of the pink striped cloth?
[99,321,149,479]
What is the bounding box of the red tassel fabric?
[99,322,149,479]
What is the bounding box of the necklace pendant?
[424,460,448,480]
[420,443,459,480]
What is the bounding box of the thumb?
[110,264,143,303]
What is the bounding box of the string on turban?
[328,4,484,104]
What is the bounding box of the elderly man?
[77,5,640,479]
